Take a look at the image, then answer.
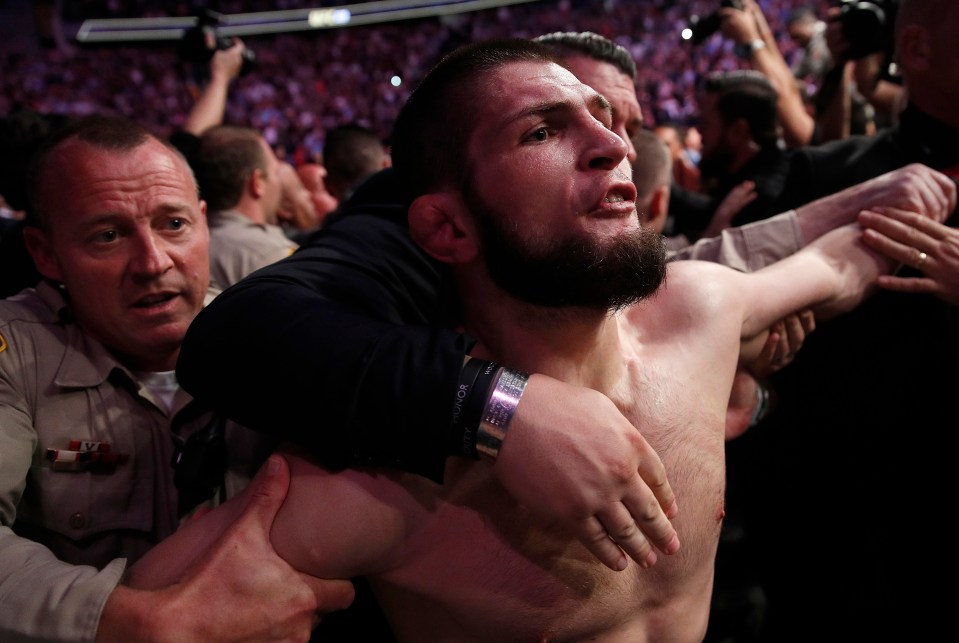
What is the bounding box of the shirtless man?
[129,39,948,641]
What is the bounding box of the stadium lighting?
[76,0,540,43]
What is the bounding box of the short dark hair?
[322,123,387,200]
[390,38,565,201]
[533,31,637,79]
[702,70,781,149]
[195,125,269,212]
[25,115,188,230]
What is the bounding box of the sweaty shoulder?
[661,260,741,308]
[624,260,744,338]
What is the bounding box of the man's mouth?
[134,292,177,308]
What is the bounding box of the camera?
[687,0,745,46]
[178,9,257,77]
[837,0,899,60]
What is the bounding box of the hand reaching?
[860,207,959,305]
[492,374,680,572]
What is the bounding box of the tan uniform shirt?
[208,209,298,291]
[0,282,269,642]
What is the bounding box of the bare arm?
[182,39,246,136]
[119,455,354,642]
[737,220,893,343]
[720,0,816,148]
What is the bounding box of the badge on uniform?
[0,331,7,354]
[46,439,129,473]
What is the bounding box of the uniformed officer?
[0,115,353,642]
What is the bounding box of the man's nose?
[584,121,630,171]
[130,231,175,277]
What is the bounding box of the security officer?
[0,115,352,642]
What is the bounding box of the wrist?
[736,38,766,59]
[476,367,529,461]
[97,585,169,643]
[450,358,500,459]
[748,381,773,427]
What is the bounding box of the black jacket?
[177,168,467,482]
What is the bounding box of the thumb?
[237,454,291,534]
[305,577,356,615]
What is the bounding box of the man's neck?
[461,288,626,393]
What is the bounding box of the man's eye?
[95,230,118,243]
[167,218,186,230]
[527,128,550,142]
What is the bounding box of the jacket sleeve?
[178,173,471,482]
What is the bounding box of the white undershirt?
[135,370,179,413]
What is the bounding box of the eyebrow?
[75,202,194,229]
[503,92,613,128]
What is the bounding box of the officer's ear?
[408,190,479,264]
[22,225,64,282]
[645,184,671,234]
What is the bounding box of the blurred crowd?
[1,0,829,163]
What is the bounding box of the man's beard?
[466,186,667,312]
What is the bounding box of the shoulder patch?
[0,331,6,354]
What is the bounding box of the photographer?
[168,37,248,172]
[713,0,819,148]
[822,0,905,135]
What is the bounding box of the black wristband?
[450,358,500,459]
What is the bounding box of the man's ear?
[249,168,265,198]
[22,226,64,282]
[408,192,479,264]
[646,184,671,234]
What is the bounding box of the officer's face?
[563,55,643,163]
[25,137,210,372]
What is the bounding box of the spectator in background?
[718,0,818,148]
[296,161,340,226]
[653,122,701,194]
[193,124,297,290]
[276,160,321,243]
[684,125,703,166]
[322,123,392,202]
[786,5,833,91]
[170,38,249,167]
[669,70,790,241]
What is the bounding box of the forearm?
[804,223,894,317]
[751,48,815,148]
[183,72,231,136]
[0,526,125,643]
